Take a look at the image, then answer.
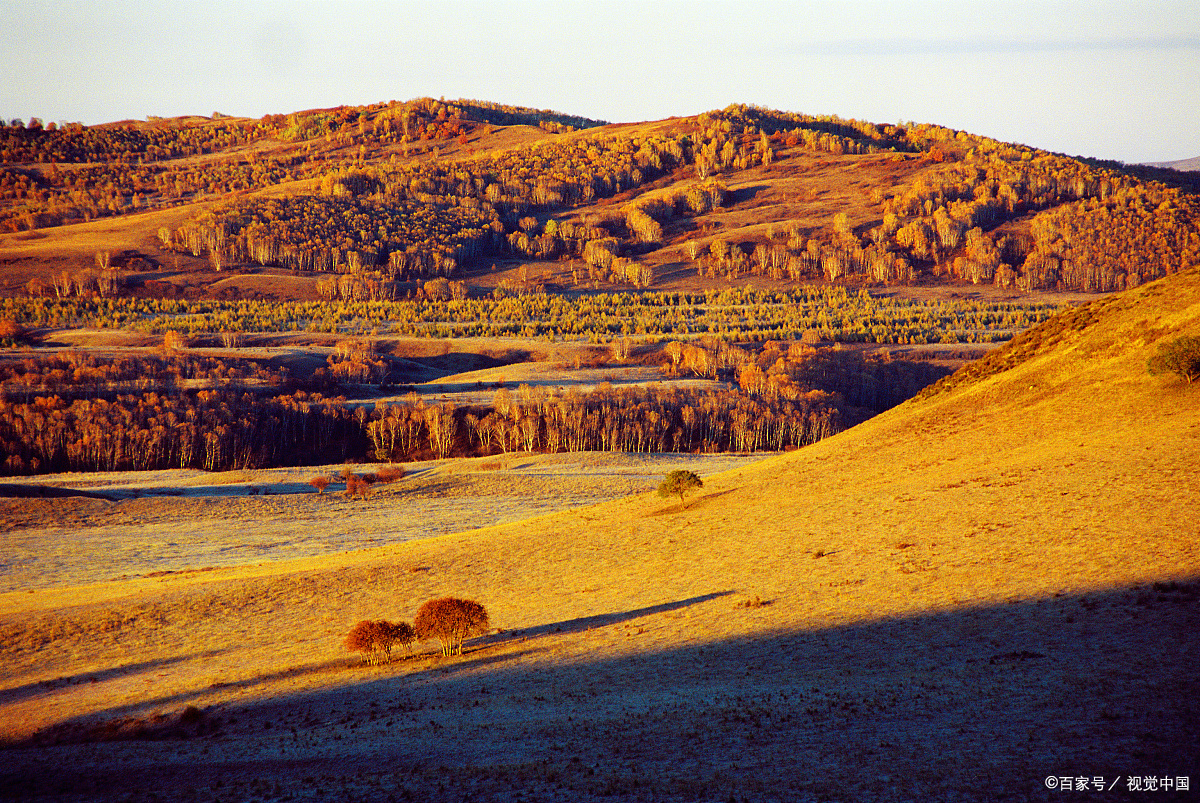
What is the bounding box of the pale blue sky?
[3,1,1197,163]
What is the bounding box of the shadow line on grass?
[486,591,736,645]
[646,487,738,516]
[6,581,1199,801]
[0,649,231,705]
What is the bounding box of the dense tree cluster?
[0,113,310,231]
[0,333,954,478]
[344,620,415,664]
[0,97,601,234]
[363,379,847,463]
[859,133,1200,291]
[690,104,910,178]
[1022,188,1200,291]
[732,340,952,413]
[0,364,876,476]
[665,109,1199,293]
[7,98,1195,294]
[412,597,490,656]
[376,130,691,213]
[448,99,606,131]
[173,195,500,278]
[0,157,300,232]
[0,349,285,401]
[164,114,692,278]
[0,115,288,164]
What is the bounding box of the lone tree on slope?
[1148,335,1200,384]
[413,597,490,656]
[658,469,703,505]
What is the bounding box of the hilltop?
[0,264,1195,798]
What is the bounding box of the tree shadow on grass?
[484,591,736,644]
[645,487,737,516]
[0,484,119,501]
[725,184,770,206]
[10,644,552,749]
[7,594,736,744]
[0,649,230,705]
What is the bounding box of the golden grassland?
[0,269,1197,801]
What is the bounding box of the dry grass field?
[0,452,761,595]
[0,267,1198,801]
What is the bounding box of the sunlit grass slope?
[1,268,1197,801]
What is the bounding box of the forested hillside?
[3,97,1198,477]
[3,98,1198,296]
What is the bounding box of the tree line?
[0,339,950,476]
[0,349,287,402]
[0,390,365,475]
[3,286,1063,344]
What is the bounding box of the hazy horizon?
[3,0,1198,164]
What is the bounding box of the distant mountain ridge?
[1144,155,1200,171]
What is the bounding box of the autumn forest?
[2,97,1197,477]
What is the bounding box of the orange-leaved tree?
[413,597,490,656]
[344,620,415,664]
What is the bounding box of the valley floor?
[0,452,762,594]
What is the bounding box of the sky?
[3,0,1198,164]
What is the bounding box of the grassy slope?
[0,270,1198,801]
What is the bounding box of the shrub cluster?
[344,620,415,665]
[345,597,489,663]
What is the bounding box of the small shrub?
[657,469,703,504]
[375,465,404,483]
[179,705,204,724]
[343,475,370,500]
[1148,335,1200,384]
[308,476,331,494]
[413,597,490,656]
[345,620,415,664]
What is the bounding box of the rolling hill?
[3,99,1199,302]
[1,268,1195,798]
